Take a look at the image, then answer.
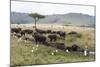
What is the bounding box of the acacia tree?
[29,13,45,30]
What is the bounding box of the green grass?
[11,30,95,66]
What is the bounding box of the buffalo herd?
[11,27,85,53]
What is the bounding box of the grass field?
[11,24,95,66]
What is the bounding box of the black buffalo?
[68,31,78,35]
[14,33,22,38]
[11,28,21,34]
[66,46,72,51]
[50,42,66,51]
[67,44,81,51]
[32,32,46,44]
[46,30,52,33]
[43,41,50,46]
[20,29,33,36]
[35,29,46,34]
[57,31,66,39]
[71,44,80,51]
[51,31,57,34]
[48,34,57,42]
[68,31,82,38]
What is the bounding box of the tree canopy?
[29,13,45,29]
[29,13,45,22]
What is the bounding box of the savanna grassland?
[11,24,95,66]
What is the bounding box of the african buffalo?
[11,28,21,34]
[66,46,72,51]
[14,33,22,38]
[32,32,46,44]
[51,31,57,34]
[46,30,52,33]
[35,29,46,34]
[57,31,66,39]
[20,29,33,36]
[71,44,80,51]
[68,31,78,35]
[68,31,82,38]
[50,42,66,51]
[48,34,57,42]
[66,44,84,52]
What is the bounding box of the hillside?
[11,12,95,27]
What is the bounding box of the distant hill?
[11,12,95,27]
[11,12,34,24]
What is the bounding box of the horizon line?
[11,11,95,16]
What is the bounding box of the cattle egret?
[31,50,34,53]
[55,50,58,52]
[66,49,69,53]
[36,45,39,47]
[84,49,87,56]
[33,47,35,49]
[84,46,88,56]
[89,51,95,55]
[51,52,54,56]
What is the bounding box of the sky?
[11,1,95,16]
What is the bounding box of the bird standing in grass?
[65,49,69,53]
[31,50,34,53]
[55,50,58,53]
[51,52,54,56]
[36,45,39,47]
[84,46,88,56]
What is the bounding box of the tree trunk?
[34,19,37,30]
